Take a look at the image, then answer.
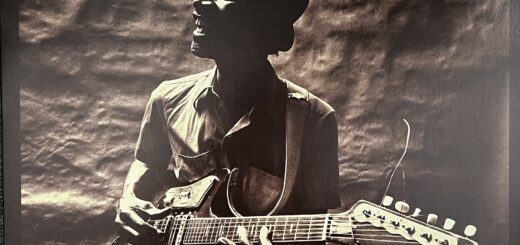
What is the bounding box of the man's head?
[191,0,309,60]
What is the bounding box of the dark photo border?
[2,0,21,243]
[510,0,519,244]
[2,0,518,244]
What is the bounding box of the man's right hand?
[115,195,163,241]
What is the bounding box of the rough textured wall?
[19,0,508,244]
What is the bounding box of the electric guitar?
[113,169,478,245]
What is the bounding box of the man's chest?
[162,100,286,183]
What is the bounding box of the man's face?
[191,0,266,59]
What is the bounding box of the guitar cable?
[379,118,411,206]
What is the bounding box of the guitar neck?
[184,214,333,244]
[149,214,350,244]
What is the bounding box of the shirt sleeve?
[134,89,172,170]
[300,110,341,211]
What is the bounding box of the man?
[115,0,340,244]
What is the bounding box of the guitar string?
[182,236,422,245]
[153,212,422,244]
[179,213,395,233]
[183,233,416,245]
[159,216,399,237]
[380,118,411,206]
[180,219,414,243]
[184,226,421,245]
[181,229,414,243]
[154,209,433,243]
[149,211,390,224]
[149,211,408,224]
[183,228,413,242]
[155,217,396,239]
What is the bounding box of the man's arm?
[115,86,173,240]
[115,159,163,239]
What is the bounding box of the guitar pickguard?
[161,174,220,210]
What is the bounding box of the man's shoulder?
[284,79,335,119]
[150,69,213,101]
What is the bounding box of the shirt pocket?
[175,150,216,183]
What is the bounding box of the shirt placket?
[220,105,255,170]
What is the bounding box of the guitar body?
[113,169,478,245]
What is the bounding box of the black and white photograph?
[1,0,512,244]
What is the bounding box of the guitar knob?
[411,208,422,217]
[420,233,433,241]
[464,225,477,237]
[443,218,456,230]
[391,220,400,227]
[382,196,394,207]
[377,215,386,221]
[405,226,416,235]
[427,213,438,225]
[395,201,410,213]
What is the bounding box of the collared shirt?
[135,66,340,214]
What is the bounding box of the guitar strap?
[267,80,310,215]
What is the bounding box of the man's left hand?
[218,226,272,245]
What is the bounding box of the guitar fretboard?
[150,214,337,244]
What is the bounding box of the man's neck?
[213,57,274,104]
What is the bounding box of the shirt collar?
[192,65,280,112]
[193,66,220,111]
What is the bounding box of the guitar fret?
[272,217,278,240]
[184,220,190,243]
[205,219,210,243]
[224,219,233,239]
[195,219,201,243]
[194,219,200,243]
[253,217,258,241]
[283,216,288,241]
[233,218,239,240]
[189,220,196,243]
[247,218,252,239]
[294,217,299,240]
[193,220,198,244]
[171,219,176,243]
[216,219,221,242]
[323,214,329,240]
[264,217,269,238]
[307,216,313,240]
[191,219,196,243]
[200,219,206,243]
[221,219,226,241]
[213,219,218,243]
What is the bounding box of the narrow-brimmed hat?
[261,0,309,25]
